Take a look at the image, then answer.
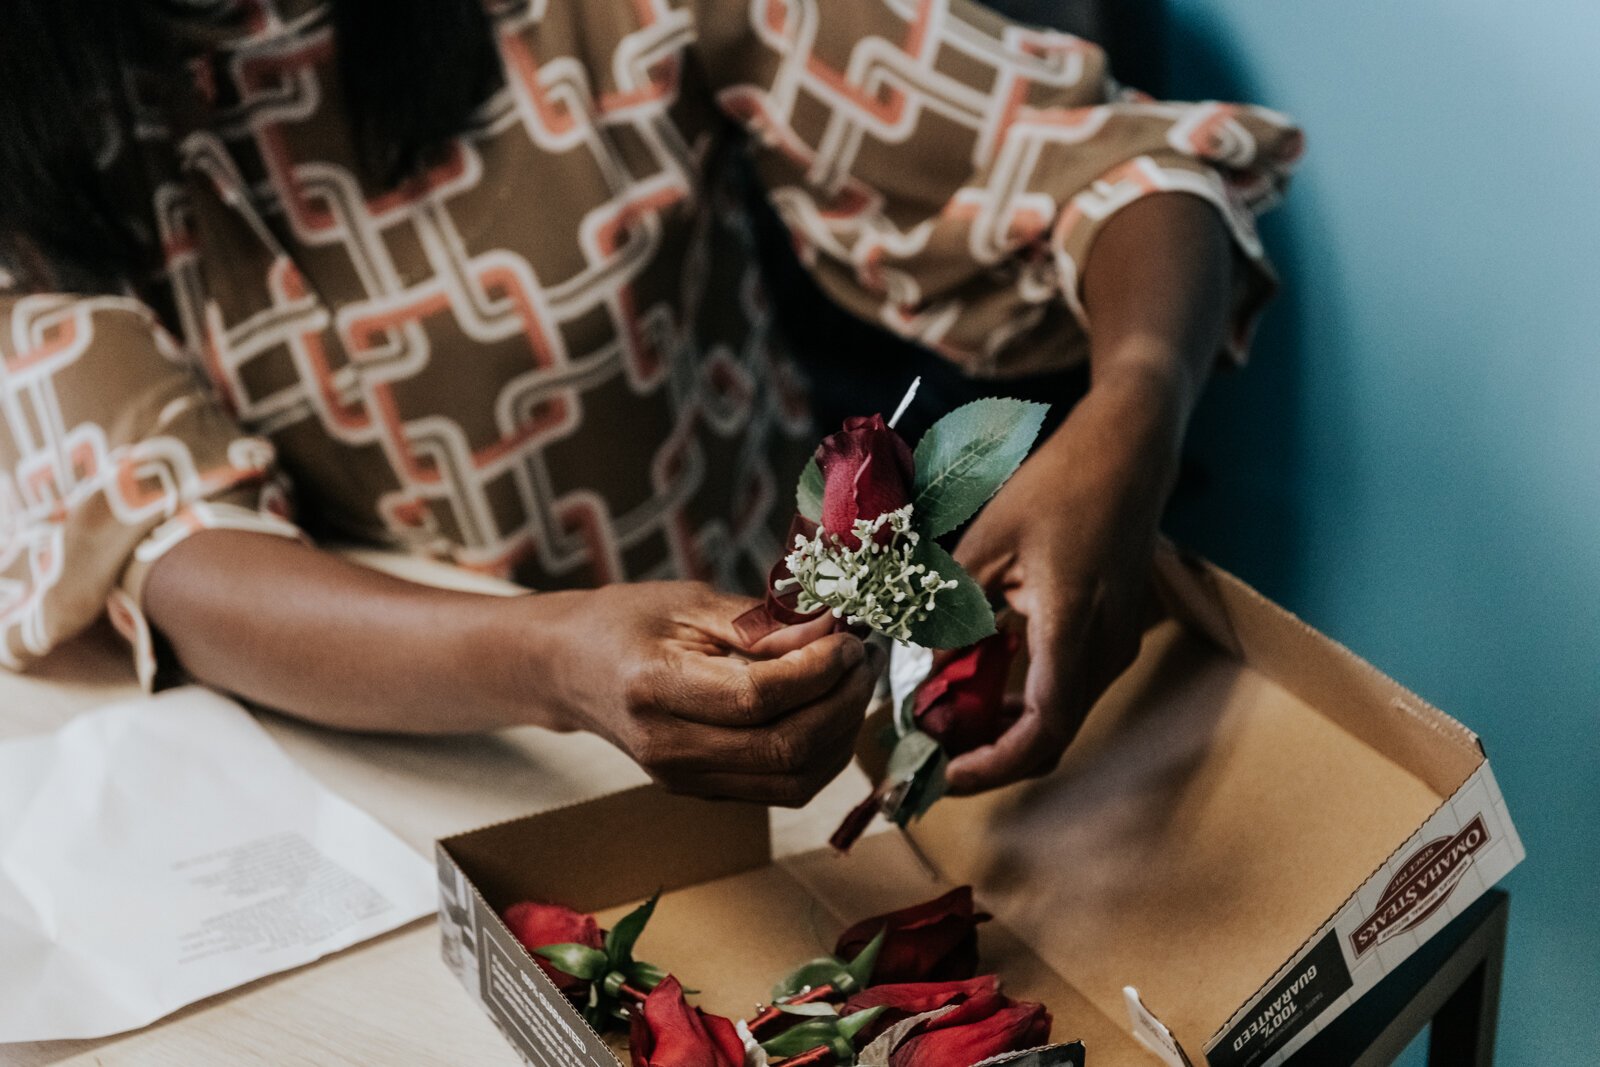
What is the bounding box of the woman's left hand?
[950,191,1239,794]
[944,368,1179,794]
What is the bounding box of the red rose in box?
[834,887,991,987]
[503,900,604,995]
[501,886,1080,1067]
[630,976,746,1067]
[503,893,671,1030]
[883,996,1054,1067]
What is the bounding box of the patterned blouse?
[0,0,1301,686]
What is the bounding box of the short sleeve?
[0,293,302,688]
[690,0,1303,376]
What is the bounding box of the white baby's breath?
[736,1019,770,1067]
[775,505,958,643]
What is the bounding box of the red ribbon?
[733,513,826,644]
[829,781,891,854]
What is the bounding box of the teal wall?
[1154,1,1600,1063]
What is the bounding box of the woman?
[0,0,1298,804]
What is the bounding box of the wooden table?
[0,552,876,1067]
[0,555,1508,1067]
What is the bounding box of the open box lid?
[862,544,1524,1065]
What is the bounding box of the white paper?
[0,688,435,1042]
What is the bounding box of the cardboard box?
[437,546,1523,1066]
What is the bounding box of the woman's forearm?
[999,190,1234,536]
[1077,191,1237,474]
[140,530,883,807]
[142,530,546,733]
[1014,191,1235,527]
[942,196,1239,791]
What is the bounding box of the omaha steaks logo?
[1350,815,1488,956]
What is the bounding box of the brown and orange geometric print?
[0,0,1300,685]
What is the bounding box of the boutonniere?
[740,380,1046,651]
[739,380,1047,850]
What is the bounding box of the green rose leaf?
[796,456,824,522]
[626,960,669,991]
[905,540,996,649]
[533,943,610,980]
[841,926,887,992]
[838,1006,889,1043]
[877,717,902,751]
[774,957,850,1000]
[911,398,1048,538]
[761,1020,840,1058]
[761,1008,888,1057]
[605,890,659,966]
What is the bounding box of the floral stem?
[617,983,651,1005]
[779,1047,836,1067]
[745,984,840,1036]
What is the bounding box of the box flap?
[1153,546,1483,796]
[440,784,771,913]
[893,548,1487,1060]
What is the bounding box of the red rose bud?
[913,629,1022,757]
[833,886,991,986]
[816,414,915,547]
[629,976,746,1067]
[503,901,603,994]
[842,975,1002,1044]
[890,998,1053,1067]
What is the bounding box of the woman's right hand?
[146,532,879,807]
[520,581,884,807]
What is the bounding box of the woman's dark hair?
[0,0,501,285]
[330,0,502,187]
